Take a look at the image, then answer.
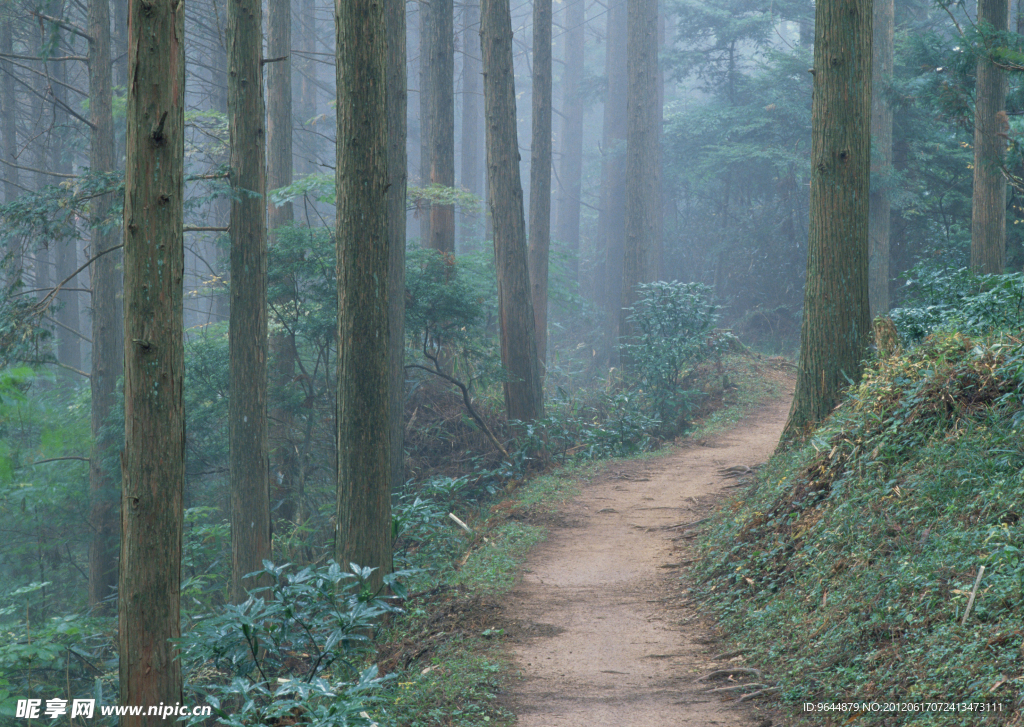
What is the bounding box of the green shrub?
[620,281,728,433]
[889,266,1024,341]
[180,561,409,727]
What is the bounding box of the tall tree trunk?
[971,0,1009,274]
[211,0,231,322]
[782,0,872,441]
[295,0,318,175]
[335,0,392,592]
[428,0,455,252]
[387,0,408,496]
[120,0,186,714]
[267,0,293,231]
[869,0,893,317]
[597,0,627,361]
[1,19,20,282]
[87,0,122,614]
[51,43,82,375]
[267,0,300,525]
[555,0,585,283]
[228,0,271,602]
[528,0,552,372]
[460,0,483,250]
[418,2,432,243]
[481,0,544,421]
[620,0,660,351]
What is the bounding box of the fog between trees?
[2,0,1024,718]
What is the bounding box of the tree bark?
[267,0,299,525]
[460,0,483,250]
[387,0,408,500]
[971,0,1009,274]
[267,0,293,231]
[555,0,585,283]
[51,39,82,376]
[87,0,122,614]
[335,0,392,592]
[869,0,893,316]
[1,20,19,277]
[597,0,627,360]
[528,0,552,372]
[428,0,455,252]
[481,0,544,421]
[296,0,318,175]
[120,0,186,715]
[418,2,432,243]
[228,0,271,602]
[782,0,872,441]
[620,0,660,351]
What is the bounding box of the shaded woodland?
[2,0,1024,721]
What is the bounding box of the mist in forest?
[2,0,1024,717]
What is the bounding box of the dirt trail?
[507,393,792,727]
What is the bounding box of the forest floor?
[503,382,794,727]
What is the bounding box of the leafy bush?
[620,281,728,433]
[889,266,1024,341]
[180,561,408,726]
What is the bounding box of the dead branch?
[697,667,762,682]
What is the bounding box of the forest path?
[506,389,793,727]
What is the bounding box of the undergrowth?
[693,331,1024,725]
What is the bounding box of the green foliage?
[392,476,477,582]
[621,281,726,432]
[889,267,1024,341]
[0,582,113,720]
[405,249,483,350]
[694,332,1024,723]
[270,173,482,217]
[180,561,408,727]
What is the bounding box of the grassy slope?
[692,332,1024,725]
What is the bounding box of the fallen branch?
[738,686,780,702]
[406,334,511,463]
[448,513,474,534]
[697,667,762,682]
[960,565,986,626]
[712,650,745,660]
[662,517,711,531]
[707,682,766,694]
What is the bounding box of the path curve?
[507,393,792,727]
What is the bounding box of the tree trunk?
[51,42,82,376]
[869,0,893,317]
[335,0,392,592]
[296,0,318,175]
[211,0,231,322]
[460,0,483,250]
[418,3,432,243]
[597,0,627,361]
[620,0,660,351]
[481,0,544,421]
[555,0,585,283]
[782,0,872,441]
[267,0,299,525]
[1,20,19,278]
[87,0,122,614]
[267,0,293,231]
[228,0,271,602]
[528,0,552,372]
[387,0,408,496]
[428,0,455,252]
[120,0,186,715]
[971,0,1009,274]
